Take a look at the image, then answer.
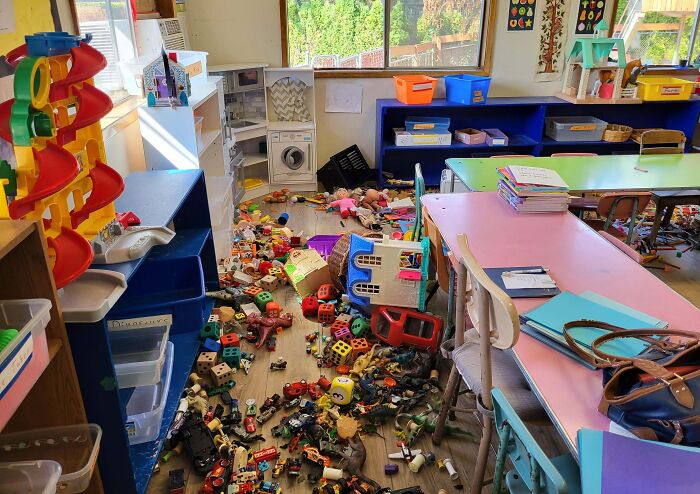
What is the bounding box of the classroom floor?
[146,196,700,494]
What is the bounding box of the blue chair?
[492,388,581,494]
[411,162,425,241]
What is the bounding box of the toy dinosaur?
[246,312,293,348]
[350,344,379,380]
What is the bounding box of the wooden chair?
[639,129,686,155]
[492,388,581,494]
[583,192,652,245]
[432,233,546,494]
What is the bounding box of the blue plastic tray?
[405,116,451,132]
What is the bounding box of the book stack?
[520,291,667,369]
[497,165,570,212]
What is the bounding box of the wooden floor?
[146,196,700,494]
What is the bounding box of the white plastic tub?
[0,424,102,494]
[0,299,51,428]
[107,314,172,389]
[440,169,470,193]
[125,341,174,445]
[0,460,62,494]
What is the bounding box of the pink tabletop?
[422,192,700,455]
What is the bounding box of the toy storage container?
[444,74,491,105]
[545,116,607,142]
[405,116,450,132]
[454,128,487,145]
[125,341,174,445]
[0,460,62,494]
[317,145,372,191]
[440,169,470,193]
[307,235,343,260]
[0,424,102,494]
[0,299,51,428]
[393,75,437,105]
[484,128,509,146]
[205,176,234,260]
[637,76,694,101]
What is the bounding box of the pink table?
[422,192,700,455]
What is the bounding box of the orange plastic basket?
[393,75,437,105]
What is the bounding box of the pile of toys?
[160,200,464,494]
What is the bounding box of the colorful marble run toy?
[0,32,124,288]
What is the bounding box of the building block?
[268,267,285,280]
[350,338,370,360]
[211,362,236,387]
[241,303,261,317]
[244,286,264,297]
[254,291,274,312]
[218,306,236,322]
[201,317,220,340]
[317,283,338,301]
[203,338,221,354]
[330,340,352,366]
[222,347,241,367]
[351,318,370,337]
[301,295,320,318]
[330,320,349,334]
[336,313,353,325]
[259,275,280,292]
[334,327,352,343]
[197,351,218,375]
[221,333,240,348]
[234,312,247,323]
[318,304,335,325]
[233,270,253,285]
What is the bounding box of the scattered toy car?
[272,458,287,478]
[246,398,257,416]
[283,380,308,399]
[243,416,256,433]
[301,445,331,467]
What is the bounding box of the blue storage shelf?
[376,97,700,187]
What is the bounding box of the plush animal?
[623,59,645,87]
[328,188,358,219]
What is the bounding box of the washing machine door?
[281,146,305,170]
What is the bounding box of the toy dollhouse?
[143,53,191,107]
[347,234,430,311]
[558,21,641,104]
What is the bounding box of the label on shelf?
[0,333,33,400]
[108,314,173,331]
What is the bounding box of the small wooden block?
[197,351,218,375]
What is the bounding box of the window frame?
[279,0,497,77]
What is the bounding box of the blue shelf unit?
[375,97,700,187]
[66,170,219,494]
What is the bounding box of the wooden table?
[422,192,700,455]
[445,154,700,192]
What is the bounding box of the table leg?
[648,201,666,246]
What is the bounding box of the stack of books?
[497,165,570,212]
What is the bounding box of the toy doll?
[361,189,381,211]
[328,188,358,219]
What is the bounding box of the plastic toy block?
[234,312,247,323]
[351,318,371,337]
[334,327,352,342]
[317,283,338,301]
[222,347,241,367]
[336,314,353,325]
[244,286,264,297]
[201,319,220,340]
[330,320,349,334]
[259,275,280,292]
[350,338,371,360]
[268,267,284,280]
[221,333,240,348]
[301,295,320,318]
[330,340,353,366]
[254,291,274,311]
[265,301,281,317]
[211,362,236,387]
[241,303,261,317]
[197,351,218,375]
[203,338,221,354]
[318,304,336,325]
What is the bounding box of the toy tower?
[0,32,124,288]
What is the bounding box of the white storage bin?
[205,175,234,230]
[440,169,470,193]
[0,424,102,494]
[212,225,233,261]
[107,314,171,389]
[125,341,174,445]
[0,460,61,494]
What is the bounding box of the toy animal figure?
[328,188,358,219]
[246,312,293,348]
[350,344,379,380]
[623,59,645,87]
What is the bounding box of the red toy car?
[301,445,331,467]
[244,416,256,433]
[308,382,324,400]
[283,380,308,399]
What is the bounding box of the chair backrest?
[423,208,450,293]
[457,233,520,350]
[597,192,651,220]
[411,163,426,241]
[639,130,686,155]
[550,152,598,157]
[490,155,534,159]
[492,388,572,494]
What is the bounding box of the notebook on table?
[485,266,560,298]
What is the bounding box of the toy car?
[308,382,324,400]
[168,468,185,494]
[256,406,276,424]
[283,380,308,399]
[301,445,331,467]
[270,358,287,371]
[244,416,256,433]
[272,458,287,478]
[287,458,302,477]
[261,394,282,412]
[258,481,281,494]
[246,398,257,416]
[173,413,217,476]
[201,459,231,494]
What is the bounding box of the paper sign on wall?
[0,0,16,34]
[508,0,536,31]
[325,82,362,113]
[575,0,606,34]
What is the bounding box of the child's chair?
[492,387,581,494]
[584,192,652,245]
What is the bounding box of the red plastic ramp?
[56,83,113,145]
[5,44,28,67]
[48,227,94,288]
[50,42,107,102]
[8,142,80,219]
[71,160,124,228]
[0,99,12,143]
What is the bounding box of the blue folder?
[484,266,560,298]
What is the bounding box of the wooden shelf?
[197,129,221,156]
[242,153,267,167]
[48,338,63,361]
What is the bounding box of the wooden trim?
[68,0,80,34]
[607,0,620,37]
[279,0,496,78]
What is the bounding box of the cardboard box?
[284,249,332,296]
[394,128,452,147]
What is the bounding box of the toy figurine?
[361,189,382,211]
[247,312,294,348]
[328,188,358,219]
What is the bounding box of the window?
[355,254,382,266]
[73,0,137,102]
[283,0,490,72]
[612,0,700,66]
[353,283,381,295]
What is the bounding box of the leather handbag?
[563,320,700,446]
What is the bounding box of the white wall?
[104,118,147,177]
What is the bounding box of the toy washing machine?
[268,130,316,185]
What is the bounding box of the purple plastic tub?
[307,235,342,260]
